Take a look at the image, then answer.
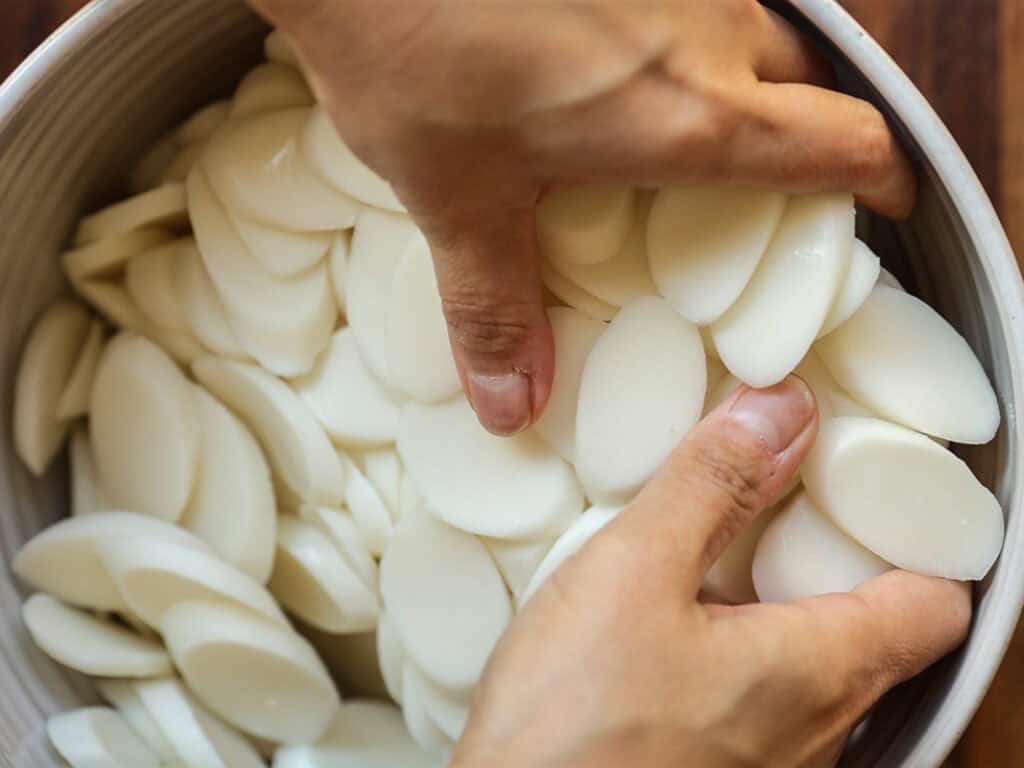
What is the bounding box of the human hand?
[451,377,969,768]
[249,0,916,436]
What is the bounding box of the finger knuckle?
[844,597,918,688]
[692,439,765,527]
[846,110,894,182]
[442,294,533,357]
[702,99,743,150]
[873,641,923,690]
[660,96,741,179]
[796,595,912,706]
[718,0,764,26]
[690,440,770,572]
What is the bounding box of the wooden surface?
[1,1,1022,766]
[839,3,1024,765]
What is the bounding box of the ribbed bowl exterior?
[0,1,1020,766]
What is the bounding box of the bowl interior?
[0,2,1019,766]
[0,3,263,764]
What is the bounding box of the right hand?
[453,377,969,768]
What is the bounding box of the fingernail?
[466,371,533,436]
[729,376,815,454]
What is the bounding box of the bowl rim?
[1,0,1022,765]
[791,0,1024,764]
[0,0,124,134]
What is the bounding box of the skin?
[248,0,915,436]
[450,378,968,767]
[245,3,963,766]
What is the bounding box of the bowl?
[0,1,1021,765]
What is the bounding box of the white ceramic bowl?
[0,1,1021,765]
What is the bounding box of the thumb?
[607,376,818,596]
[426,207,554,436]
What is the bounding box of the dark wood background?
[2,1,1022,765]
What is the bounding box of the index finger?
[752,6,834,87]
[773,570,971,712]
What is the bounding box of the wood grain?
[0,2,1022,766]
[838,4,1021,766]
[959,0,1024,765]
[842,0,1003,206]
[1002,0,1024,261]
[1,0,88,80]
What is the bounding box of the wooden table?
[2,1,1022,765]
[832,4,1023,762]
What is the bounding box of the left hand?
[246,0,916,437]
